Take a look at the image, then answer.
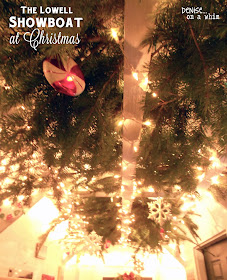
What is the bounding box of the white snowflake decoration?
[83,230,102,255]
[147,198,171,225]
[63,230,102,256]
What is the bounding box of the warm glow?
[84,164,90,170]
[66,75,73,82]
[118,119,124,126]
[133,146,138,152]
[174,185,182,191]
[78,254,103,266]
[111,28,119,41]
[32,189,38,196]
[0,166,5,172]
[211,175,219,185]
[132,72,139,81]
[209,156,221,168]
[3,198,11,206]
[18,195,25,201]
[144,77,149,85]
[49,220,68,240]
[143,120,152,126]
[152,92,157,97]
[27,197,59,231]
[1,159,8,165]
[139,77,149,91]
[181,201,196,212]
[159,248,187,279]
[197,173,205,182]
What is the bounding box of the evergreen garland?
[137,0,226,192]
[0,0,226,255]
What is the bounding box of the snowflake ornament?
[62,230,102,257]
[147,198,171,225]
[83,230,102,255]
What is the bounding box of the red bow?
[123,272,135,280]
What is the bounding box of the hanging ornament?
[63,230,102,257]
[133,256,144,275]
[147,198,171,225]
[104,239,112,249]
[6,214,13,221]
[0,200,24,221]
[83,231,103,255]
[43,56,85,96]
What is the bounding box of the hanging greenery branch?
[137,0,226,193]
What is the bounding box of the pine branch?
[149,43,166,61]
[73,61,123,142]
[185,18,209,103]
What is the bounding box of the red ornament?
[17,202,22,208]
[104,239,111,249]
[41,274,55,280]
[43,56,85,96]
[6,214,13,221]
[160,228,165,234]
[122,272,135,280]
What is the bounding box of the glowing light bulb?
[111,28,119,41]
[197,173,205,182]
[133,146,138,152]
[0,166,6,172]
[66,75,73,82]
[84,164,90,170]
[148,186,154,192]
[174,185,182,191]
[32,189,38,196]
[211,175,219,185]
[18,195,25,201]
[1,159,7,165]
[152,92,157,97]
[132,72,139,81]
[118,120,124,126]
[3,198,11,206]
[139,77,149,91]
[143,120,152,126]
[144,77,149,85]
